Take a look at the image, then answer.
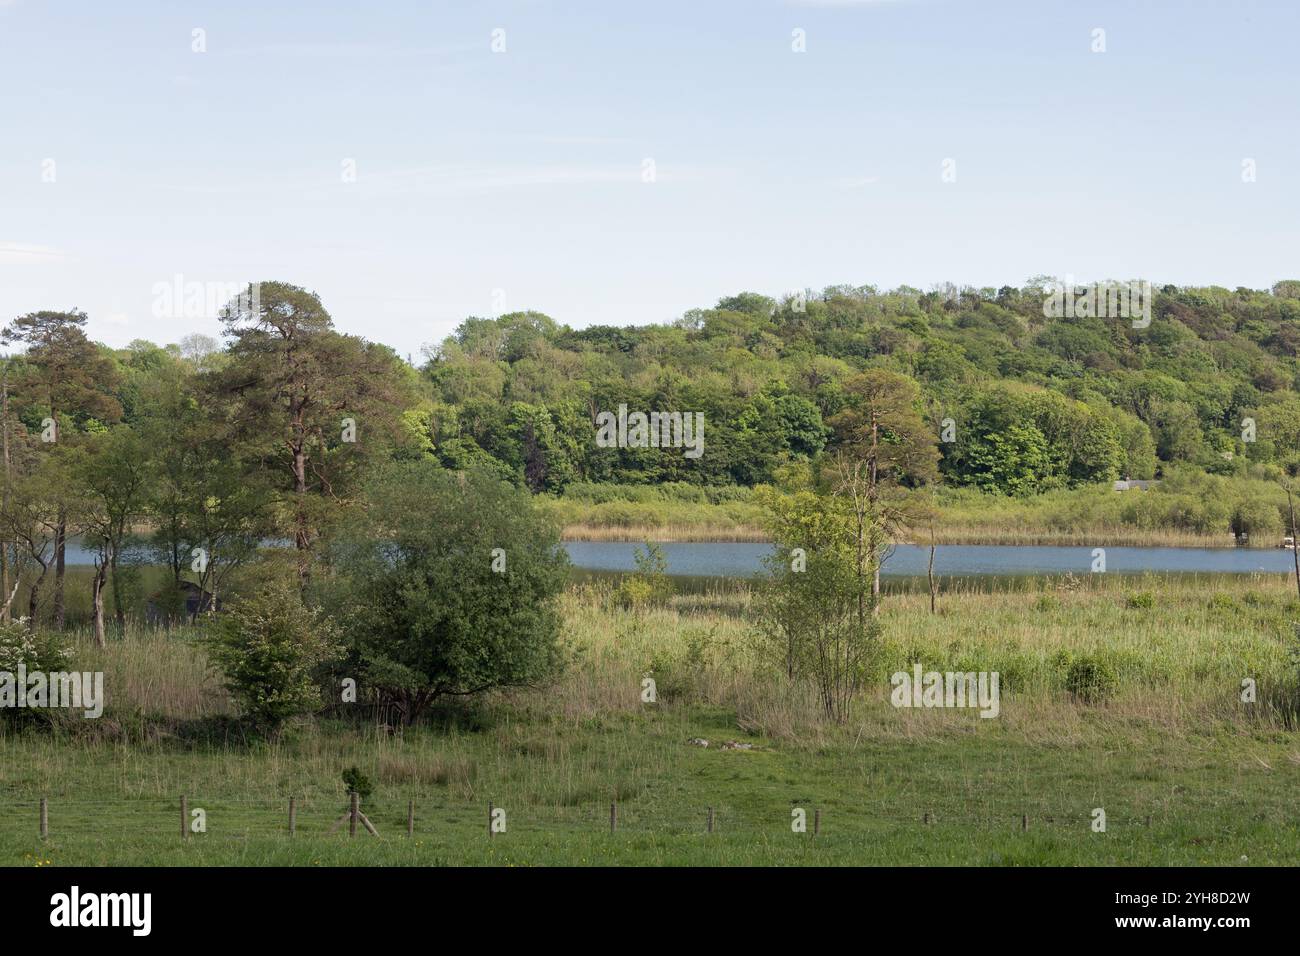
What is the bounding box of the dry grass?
[915,524,1242,549]
[563,523,1246,547]
[561,523,768,542]
[13,572,1296,750]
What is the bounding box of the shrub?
[0,619,69,674]
[0,620,72,726]
[1065,655,1118,703]
[1208,592,1242,612]
[1125,591,1156,609]
[204,577,342,731]
[647,624,718,701]
[1034,594,1061,612]
[324,461,569,725]
[341,766,373,800]
[616,576,655,609]
[621,541,672,607]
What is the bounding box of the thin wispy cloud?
[837,175,881,188]
[0,242,67,264]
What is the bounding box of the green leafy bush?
[618,541,672,608]
[1208,592,1242,612]
[0,621,72,726]
[1064,655,1119,703]
[324,461,569,725]
[1125,591,1156,609]
[204,577,342,730]
[0,620,69,674]
[341,766,373,799]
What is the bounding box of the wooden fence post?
[813,808,821,837]
[407,799,415,838]
[488,802,494,838]
[39,797,47,839]
[610,800,617,833]
[349,792,359,837]
[288,796,296,837]
[1021,813,1029,831]
[923,811,931,826]
[181,795,188,840]
[707,807,714,833]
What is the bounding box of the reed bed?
[16,571,1292,742]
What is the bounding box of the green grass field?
[3,573,1299,866]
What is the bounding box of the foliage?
[0,619,72,726]
[203,577,342,730]
[0,619,69,673]
[322,461,569,724]
[208,281,416,582]
[341,766,373,800]
[618,541,672,608]
[753,475,879,721]
[1064,655,1119,703]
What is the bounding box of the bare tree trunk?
[91,554,110,648]
[1288,488,1300,601]
[111,549,126,630]
[871,531,882,616]
[928,521,937,615]
[293,445,311,588]
[53,514,66,629]
[855,504,867,627]
[27,566,47,626]
[0,575,20,620]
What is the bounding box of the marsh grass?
[3,571,1298,865]
[547,479,1281,548]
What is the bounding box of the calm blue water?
[63,538,1299,578]
[562,541,1300,578]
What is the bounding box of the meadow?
[2,570,1298,866]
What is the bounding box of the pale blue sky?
[1,0,1297,358]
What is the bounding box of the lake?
[563,541,1300,578]
[62,539,1300,579]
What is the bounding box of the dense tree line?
[418,281,1300,494]
[5,277,1300,640]
[0,283,419,641]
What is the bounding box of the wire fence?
[3,793,1243,845]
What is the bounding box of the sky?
[1,0,1298,359]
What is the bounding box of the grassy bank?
[2,573,1298,865]
[545,472,1296,547]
